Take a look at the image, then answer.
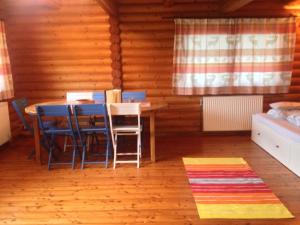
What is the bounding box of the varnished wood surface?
[0,135,300,225]
[5,0,300,136]
[24,100,167,115]
[4,0,113,137]
[223,0,255,12]
[24,100,167,164]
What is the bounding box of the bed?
[252,113,300,177]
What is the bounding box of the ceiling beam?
[223,0,254,12]
[2,0,60,9]
[96,0,118,17]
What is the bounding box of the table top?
[25,100,167,115]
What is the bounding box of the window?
[0,20,13,101]
[172,18,296,95]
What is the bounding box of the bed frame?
[251,114,300,177]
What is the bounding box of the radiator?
[203,95,263,131]
[0,102,11,145]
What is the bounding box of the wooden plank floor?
[0,134,299,225]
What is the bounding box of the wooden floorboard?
[0,134,299,225]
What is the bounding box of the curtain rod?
[161,15,297,21]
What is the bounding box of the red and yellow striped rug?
[183,158,294,219]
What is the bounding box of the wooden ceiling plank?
[96,0,118,17]
[223,0,255,12]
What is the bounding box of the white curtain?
[173,18,296,95]
[0,20,13,100]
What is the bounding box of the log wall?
[118,0,300,133]
[4,0,300,136]
[4,0,113,136]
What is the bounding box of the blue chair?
[64,92,105,153]
[73,104,110,169]
[12,98,55,159]
[12,98,33,134]
[122,91,146,102]
[36,105,78,170]
[92,91,105,103]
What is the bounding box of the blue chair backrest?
[73,104,107,117]
[73,104,109,146]
[73,104,109,128]
[36,105,71,117]
[12,98,33,134]
[36,105,74,132]
[92,92,105,103]
[122,91,146,102]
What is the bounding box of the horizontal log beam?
[96,0,118,17]
[2,0,60,9]
[223,0,254,12]
[164,0,174,7]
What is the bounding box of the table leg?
[33,116,42,165]
[149,112,156,162]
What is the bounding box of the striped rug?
[183,158,294,219]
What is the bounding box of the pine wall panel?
[4,0,113,136]
[4,0,300,136]
[118,0,300,133]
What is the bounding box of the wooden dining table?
[25,101,167,165]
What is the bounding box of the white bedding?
[253,113,300,143]
[266,109,288,119]
[287,113,300,127]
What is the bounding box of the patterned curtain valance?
[172,18,296,95]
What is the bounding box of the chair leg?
[48,147,53,170]
[47,134,56,170]
[90,134,94,152]
[139,133,142,160]
[40,138,59,161]
[108,135,113,159]
[113,134,118,169]
[63,136,68,152]
[137,134,140,168]
[105,142,109,168]
[139,134,142,159]
[81,146,86,170]
[28,149,35,159]
[86,135,90,152]
[72,146,76,170]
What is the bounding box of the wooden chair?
[65,91,105,152]
[12,98,55,159]
[122,91,146,150]
[73,104,110,169]
[107,103,142,169]
[36,105,78,170]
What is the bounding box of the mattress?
[253,113,300,143]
